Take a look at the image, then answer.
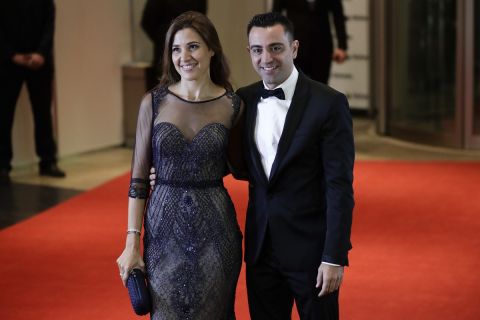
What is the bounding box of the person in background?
[0,0,66,185]
[117,11,244,319]
[141,0,207,89]
[237,12,354,319]
[272,0,348,84]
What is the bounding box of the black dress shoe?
[0,169,10,185]
[39,163,66,178]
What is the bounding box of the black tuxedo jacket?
[236,73,354,271]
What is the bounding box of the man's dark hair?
[247,12,295,41]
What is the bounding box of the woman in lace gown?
[117,11,244,319]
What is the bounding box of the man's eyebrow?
[249,42,284,48]
[268,42,285,47]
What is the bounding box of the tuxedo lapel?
[269,74,309,184]
[246,85,269,184]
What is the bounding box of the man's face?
[247,24,298,89]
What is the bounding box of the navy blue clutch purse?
[126,269,152,315]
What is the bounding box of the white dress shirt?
[254,67,298,179]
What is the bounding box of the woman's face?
[171,28,214,82]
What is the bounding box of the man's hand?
[12,54,30,66]
[11,53,45,70]
[149,167,156,190]
[316,263,344,297]
[332,48,347,63]
[27,53,45,70]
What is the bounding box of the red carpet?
[1,161,480,319]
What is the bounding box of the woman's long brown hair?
[159,11,232,91]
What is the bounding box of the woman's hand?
[149,167,156,190]
[116,238,145,286]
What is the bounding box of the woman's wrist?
[127,228,141,236]
[125,235,141,249]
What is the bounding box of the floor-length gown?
[128,86,243,320]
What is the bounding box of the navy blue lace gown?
[128,86,243,320]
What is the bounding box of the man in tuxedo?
[272,0,348,84]
[236,12,354,319]
[0,0,65,185]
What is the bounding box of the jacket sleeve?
[320,92,354,266]
[329,0,348,50]
[37,0,55,60]
[0,28,14,63]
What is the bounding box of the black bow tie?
[260,88,285,100]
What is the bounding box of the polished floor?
[1,117,479,229]
[0,147,132,229]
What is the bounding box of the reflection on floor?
[0,183,80,228]
[0,147,132,229]
[1,117,479,229]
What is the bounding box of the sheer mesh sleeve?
[227,94,248,180]
[128,93,153,199]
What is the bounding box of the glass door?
[465,0,480,148]
[386,0,461,147]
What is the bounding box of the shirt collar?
[262,67,299,101]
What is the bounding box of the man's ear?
[246,46,250,54]
[291,40,299,59]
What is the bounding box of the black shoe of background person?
[0,168,11,185]
[39,163,66,178]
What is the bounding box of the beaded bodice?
[128,86,241,198]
